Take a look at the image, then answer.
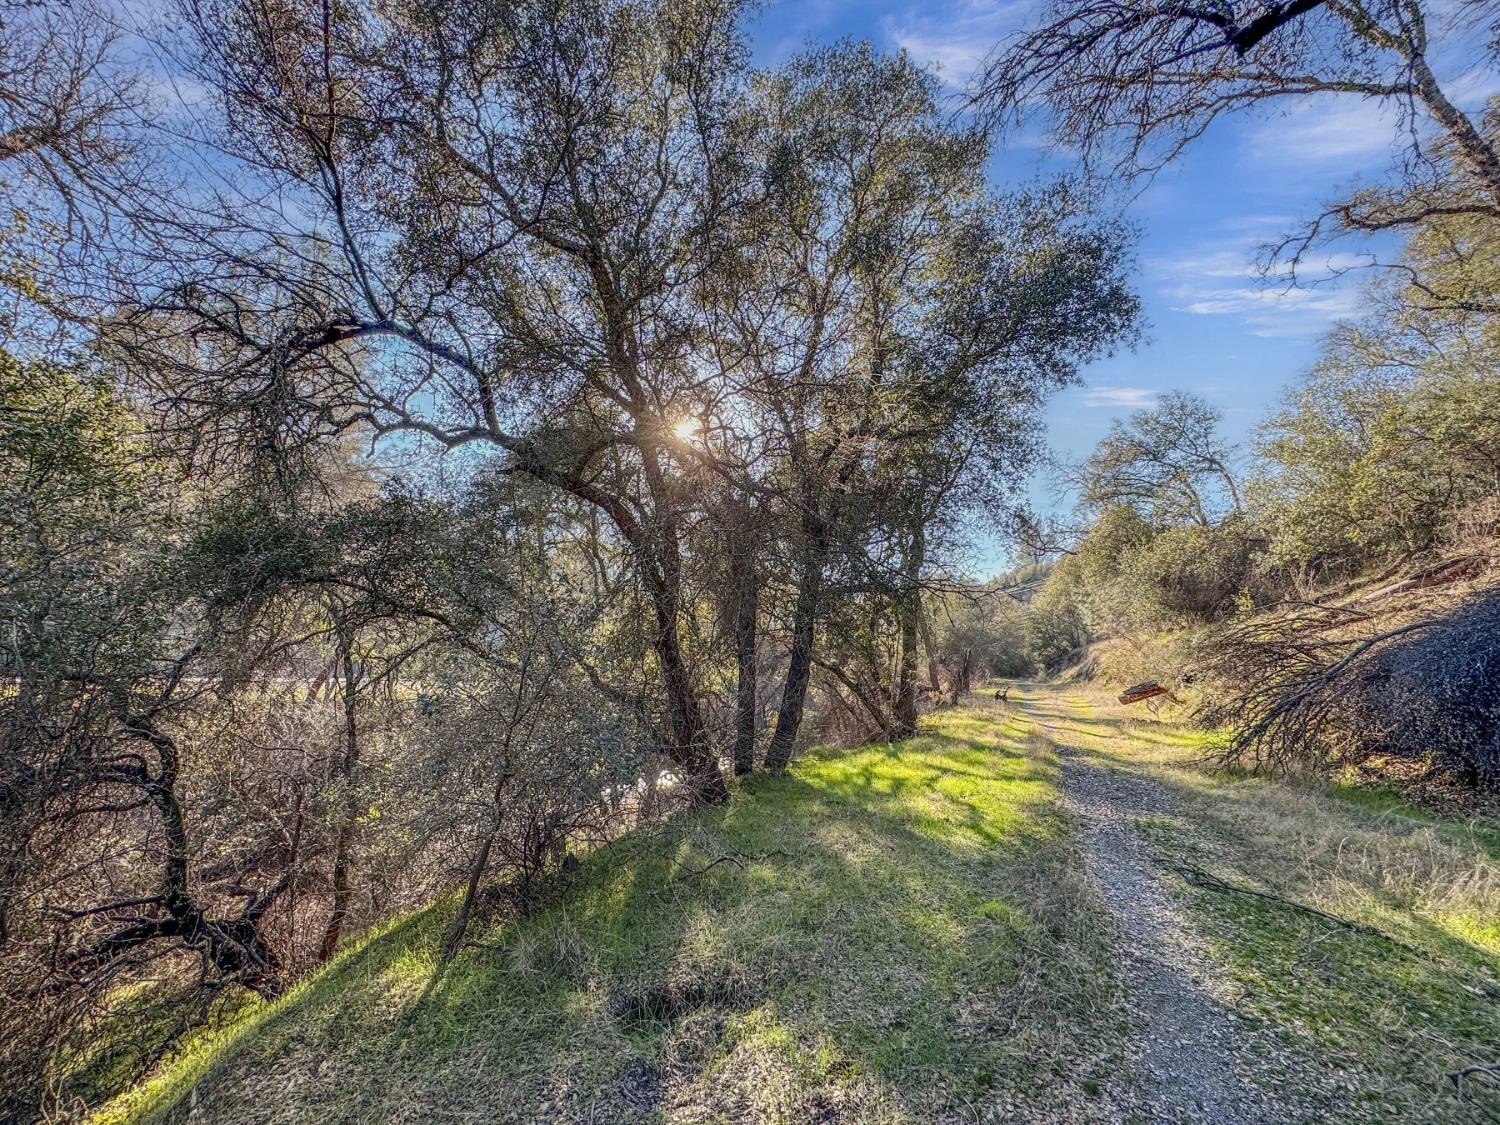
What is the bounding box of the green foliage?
[935,588,1035,678]
[1255,348,1500,574]
[0,348,167,681]
[1080,390,1242,525]
[1026,507,1256,647]
[94,707,1122,1124]
[1073,505,1154,582]
[0,350,143,516]
[1025,559,1090,669]
[0,208,46,338]
[1115,516,1259,628]
[1252,204,1500,577]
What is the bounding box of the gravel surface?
[1027,700,1321,1123]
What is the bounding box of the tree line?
[1019,178,1499,782]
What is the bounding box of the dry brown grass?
[1035,683,1500,1122]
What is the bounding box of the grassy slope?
[95,703,1123,1125]
[1032,683,1500,1123]
[93,688,1500,1123]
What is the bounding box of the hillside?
[91,691,1500,1124]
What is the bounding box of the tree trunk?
[532,453,725,803]
[764,536,825,771]
[730,530,760,776]
[917,605,943,695]
[952,648,975,702]
[892,605,920,736]
[892,523,925,737]
[319,639,359,963]
[648,580,727,802]
[441,831,494,961]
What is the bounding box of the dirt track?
[1021,692,1320,1123]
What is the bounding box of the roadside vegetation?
[91,705,1124,1125]
[1013,198,1500,790]
[80,691,1500,1124]
[1,5,1137,1115]
[1028,686,1500,1122]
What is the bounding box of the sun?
[671,418,700,441]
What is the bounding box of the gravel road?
[1025,697,1323,1123]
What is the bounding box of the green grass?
[1031,684,1500,1123]
[85,685,1500,1121]
[94,703,1123,1125]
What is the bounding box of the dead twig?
[673,849,788,881]
[1166,861,1415,948]
[1451,1062,1500,1099]
[1171,861,1500,1006]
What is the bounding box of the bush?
[1025,561,1090,669]
[1041,509,1258,642]
[1255,344,1500,578]
[1350,589,1500,786]
[1117,518,1259,627]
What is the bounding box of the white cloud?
[1171,283,1363,337]
[1153,213,1373,338]
[1215,213,1296,236]
[1081,386,1159,408]
[1446,65,1500,109]
[882,0,1038,90]
[1148,249,1260,281]
[1246,95,1403,165]
[1176,287,1352,316]
[1155,248,1373,283]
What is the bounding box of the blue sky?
[744,0,1496,549]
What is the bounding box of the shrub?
[1117,518,1259,628]
[1200,587,1500,789]
[1025,562,1090,669]
[1350,589,1500,786]
[1255,342,1500,578]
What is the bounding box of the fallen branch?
[1451,1061,1500,1099]
[673,849,787,881]
[1168,862,1500,1004]
[1204,617,1442,773]
[1166,861,1416,950]
[1357,554,1488,603]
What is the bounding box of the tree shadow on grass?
[139,708,1119,1124]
